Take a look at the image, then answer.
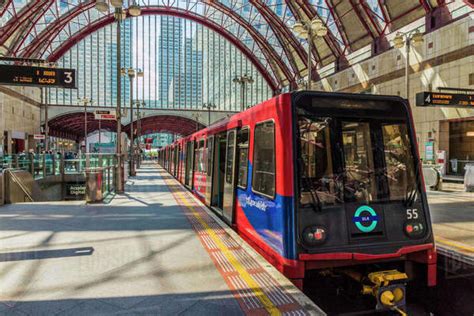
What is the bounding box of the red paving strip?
[161,168,308,316]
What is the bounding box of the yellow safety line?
[171,187,282,316]
[435,236,474,254]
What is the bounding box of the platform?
[0,162,322,315]
[427,190,474,265]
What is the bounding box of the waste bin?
[464,164,474,192]
[85,167,103,203]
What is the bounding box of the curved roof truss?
[0,0,450,89]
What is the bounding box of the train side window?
[237,128,249,189]
[207,137,214,176]
[197,139,205,173]
[194,141,200,172]
[203,139,208,173]
[225,131,236,184]
[252,121,275,198]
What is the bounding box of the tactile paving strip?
[161,169,308,316]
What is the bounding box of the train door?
[173,146,178,177]
[168,147,172,172]
[179,144,183,180]
[211,133,226,215]
[205,136,214,205]
[185,141,193,187]
[168,147,172,171]
[173,146,177,176]
[191,141,197,189]
[177,144,182,180]
[222,130,237,223]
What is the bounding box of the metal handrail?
[4,169,34,202]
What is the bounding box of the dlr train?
[158,91,436,313]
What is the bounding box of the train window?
[202,140,207,174]
[342,122,377,203]
[195,139,205,173]
[382,124,416,201]
[237,128,249,189]
[194,141,199,172]
[225,131,236,184]
[207,137,214,176]
[252,121,275,198]
[298,117,342,206]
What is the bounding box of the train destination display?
[0,65,76,88]
[416,91,474,107]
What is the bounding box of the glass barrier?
[0,153,117,184]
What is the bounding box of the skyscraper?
[52,20,133,107]
[108,19,133,106]
[158,16,182,106]
[178,37,203,108]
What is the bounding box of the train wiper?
[404,187,418,207]
[308,184,323,213]
[299,159,322,213]
[404,162,421,207]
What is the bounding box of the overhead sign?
[94,110,117,120]
[33,134,45,140]
[0,65,76,88]
[416,92,474,107]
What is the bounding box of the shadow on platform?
[0,247,94,262]
[0,291,244,315]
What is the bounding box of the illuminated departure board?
[416,92,474,107]
[0,65,76,88]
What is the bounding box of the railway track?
[304,252,474,315]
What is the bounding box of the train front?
[292,92,436,313]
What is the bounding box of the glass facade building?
[48,16,273,112]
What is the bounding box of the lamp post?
[122,67,143,176]
[96,0,141,192]
[292,18,328,90]
[136,100,145,169]
[393,30,424,103]
[78,97,92,154]
[192,113,202,132]
[233,74,254,112]
[202,103,216,126]
[98,116,101,153]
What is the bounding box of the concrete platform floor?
[427,189,474,262]
[0,163,320,315]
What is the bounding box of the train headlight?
[303,226,327,246]
[404,220,425,238]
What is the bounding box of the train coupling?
[362,270,408,315]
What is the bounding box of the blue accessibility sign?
[353,205,379,233]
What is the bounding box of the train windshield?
[298,115,417,207]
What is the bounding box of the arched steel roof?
[47,112,204,140]
[1,0,462,90]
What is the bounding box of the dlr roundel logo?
[353,205,379,233]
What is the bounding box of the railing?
[0,153,118,202]
[4,169,34,202]
[0,153,117,180]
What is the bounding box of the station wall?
[0,86,41,155]
[313,12,474,165]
